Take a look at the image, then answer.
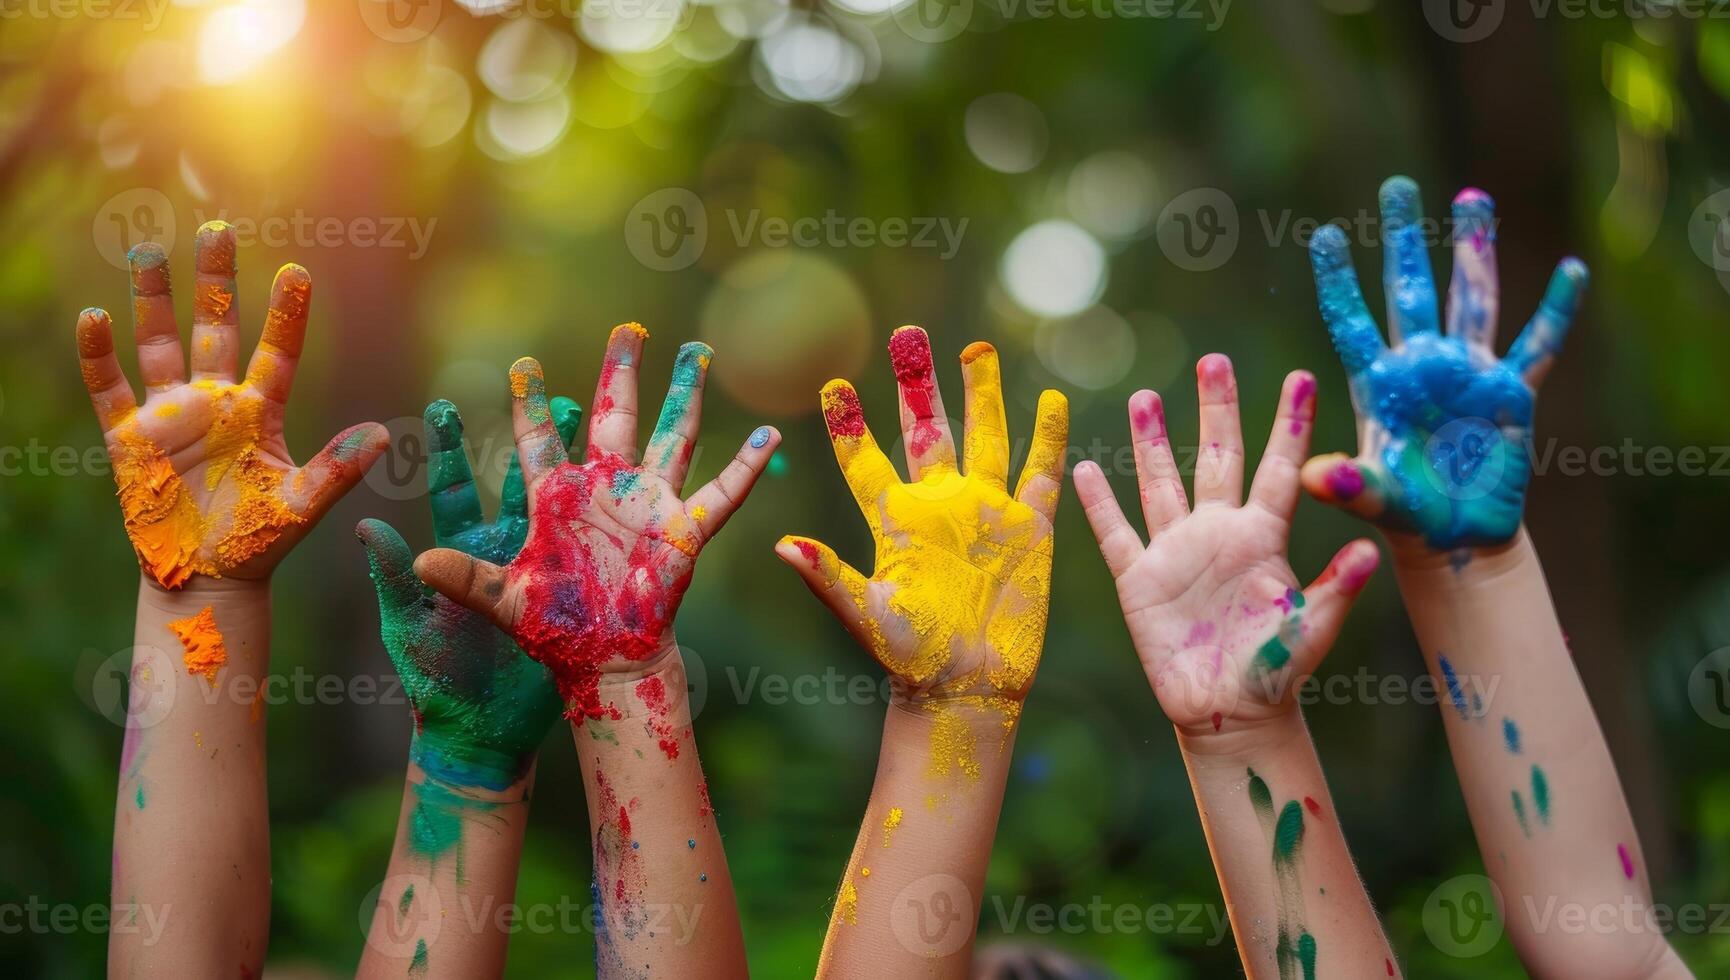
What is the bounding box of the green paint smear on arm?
[1531,765,1550,825]
[1274,800,1306,861]
[1512,790,1530,837]
[409,938,429,976]
[134,784,145,810]
[398,884,414,921]
[1297,931,1317,980]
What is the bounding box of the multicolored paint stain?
[1307,178,1588,549]
[590,766,649,976]
[168,605,228,686]
[1248,768,1317,980]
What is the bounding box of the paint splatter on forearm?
[168,606,227,686]
[1248,768,1318,980]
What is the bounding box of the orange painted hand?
[77,223,389,589]
[1072,355,1381,740]
[777,327,1069,721]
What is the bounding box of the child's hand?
[356,397,582,788]
[413,325,780,722]
[1299,178,1588,551]
[76,224,388,589]
[776,327,1069,717]
[1073,356,1381,739]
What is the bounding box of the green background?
[3,0,1729,975]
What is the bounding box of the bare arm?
[1299,178,1689,978]
[1074,357,1397,978]
[777,327,1070,978]
[83,224,386,977]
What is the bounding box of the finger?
[1299,453,1387,524]
[821,380,899,532]
[1504,258,1588,389]
[1247,371,1317,522]
[688,425,781,544]
[1379,175,1441,344]
[75,308,137,431]
[1446,188,1500,350]
[1128,389,1188,536]
[243,264,312,406]
[190,221,240,383]
[644,341,712,491]
[289,422,390,525]
[888,325,958,480]
[1193,354,1245,507]
[355,518,422,615]
[509,357,569,492]
[587,322,647,463]
[774,535,879,659]
[414,548,511,628]
[424,399,483,544]
[1014,389,1069,521]
[1073,460,1142,578]
[959,342,1010,488]
[1288,539,1382,676]
[1309,225,1385,378]
[127,242,186,393]
[501,395,583,525]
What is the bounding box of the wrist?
[138,572,270,614]
[1175,707,1309,768]
[591,650,691,723]
[410,730,538,795]
[1387,526,1538,590]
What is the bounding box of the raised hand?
[413,324,781,723]
[77,222,388,588]
[357,396,581,790]
[1299,177,1588,551]
[776,326,1069,743]
[1074,356,1381,736]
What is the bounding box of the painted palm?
[358,397,580,790]
[779,327,1070,709]
[76,224,388,588]
[1303,177,1588,550]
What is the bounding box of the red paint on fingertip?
[888,328,941,452]
[821,383,866,438]
[1289,375,1316,434]
[793,539,821,565]
[1211,712,1222,732]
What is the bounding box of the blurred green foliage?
[2,0,1729,976]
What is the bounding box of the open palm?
[779,327,1069,708]
[1075,357,1380,736]
[415,325,781,723]
[77,224,386,588]
[1300,178,1588,551]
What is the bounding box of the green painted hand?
[357,395,582,791]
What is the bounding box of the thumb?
[774,535,882,664]
[356,518,422,612]
[414,547,512,629]
[1288,538,1381,677]
[294,422,391,525]
[1300,453,1387,524]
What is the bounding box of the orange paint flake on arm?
[169,606,228,687]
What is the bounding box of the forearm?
[357,760,534,979]
[111,575,272,978]
[1178,710,1397,979]
[575,654,745,980]
[818,699,1017,980]
[1392,530,1686,978]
